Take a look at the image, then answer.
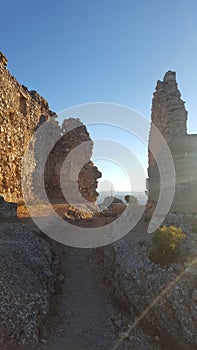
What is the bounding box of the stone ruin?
[0,52,101,213]
[147,70,197,214]
[1,51,196,218]
[44,118,101,204]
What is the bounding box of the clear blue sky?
[1,0,197,191]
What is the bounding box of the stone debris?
[0,223,55,349]
[63,204,95,222]
[102,224,197,349]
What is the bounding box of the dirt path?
[17,207,149,350]
[37,246,123,350]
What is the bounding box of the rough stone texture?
[0,52,101,207]
[0,222,55,349]
[102,229,197,350]
[0,53,53,202]
[112,203,126,217]
[0,53,8,67]
[0,195,17,222]
[63,204,94,222]
[100,71,197,349]
[147,70,197,213]
[44,118,101,205]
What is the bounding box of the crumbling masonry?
[0,52,101,205]
[148,71,197,213]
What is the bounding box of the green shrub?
[149,226,185,267]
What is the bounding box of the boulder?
[112,203,126,217]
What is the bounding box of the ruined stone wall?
[0,52,53,201]
[148,71,197,213]
[0,52,101,205]
[44,117,101,203]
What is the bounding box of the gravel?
[0,222,55,349]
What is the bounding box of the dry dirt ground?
[16,204,150,350]
[37,246,118,350]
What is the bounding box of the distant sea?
[96,191,147,205]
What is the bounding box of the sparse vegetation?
[149,226,185,267]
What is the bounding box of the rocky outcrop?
[0,223,56,349]
[147,71,197,213]
[0,53,101,206]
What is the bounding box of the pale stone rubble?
[102,231,197,349]
[0,223,57,349]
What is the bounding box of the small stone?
[53,259,59,266]
[113,319,122,328]
[119,331,129,339]
[111,314,118,321]
[147,274,156,281]
[57,274,64,282]
[186,266,197,276]
[155,335,160,342]
[40,339,48,344]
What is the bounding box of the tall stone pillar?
[147,71,197,213]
